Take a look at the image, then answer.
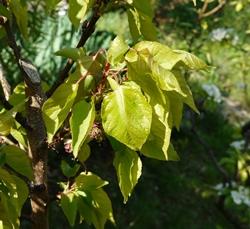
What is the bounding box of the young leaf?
[55,47,86,61]
[107,36,129,66]
[61,193,78,227]
[101,78,152,151]
[42,82,78,143]
[70,99,95,158]
[0,145,33,179]
[111,139,142,203]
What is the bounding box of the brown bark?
[26,82,48,229]
[0,1,49,226]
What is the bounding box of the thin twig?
[4,164,30,185]
[0,94,31,130]
[46,0,105,97]
[0,62,11,99]
[199,0,226,19]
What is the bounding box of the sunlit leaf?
[61,192,78,227]
[0,145,33,179]
[77,188,114,229]
[111,139,142,203]
[101,78,152,151]
[107,36,129,65]
[42,82,78,143]
[75,172,109,191]
[70,99,95,158]
[55,47,86,61]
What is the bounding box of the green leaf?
[61,192,78,227]
[166,91,183,130]
[75,172,108,191]
[0,26,6,39]
[61,160,80,178]
[68,0,93,27]
[173,70,199,113]
[42,82,78,143]
[10,127,27,149]
[77,189,114,229]
[132,0,153,17]
[0,5,11,19]
[9,0,28,39]
[45,0,62,12]
[151,64,186,97]
[131,41,207,71]
[174,50,207,70]
[0,99,26,136]
[70,99,95,158]
[125,45,180,160]
[0,111,14,136]
[12,175,29,211]
[55,47,86,61]
[127,0,157,41]
[8,83,26,107]
[141,112,175,161]
[138,12,157,41]
[101,78,152,151]
[0,145,33,179]
[77,143,91,163]
[111,139,142,203]
[0,168,29,228]
[127,8,141,41]
[107,36,129,66]
[0,152,6,167]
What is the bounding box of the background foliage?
[1,0,250,228]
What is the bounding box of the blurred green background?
[1,0,250,228]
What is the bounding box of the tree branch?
[0,61,11,99]
[198,0,226,19]
[46,0,104,97]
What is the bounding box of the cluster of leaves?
[0,0,207,228]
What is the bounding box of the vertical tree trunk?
[0,0,49,226]
[21,61,49,229]
[26,87,48,229]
